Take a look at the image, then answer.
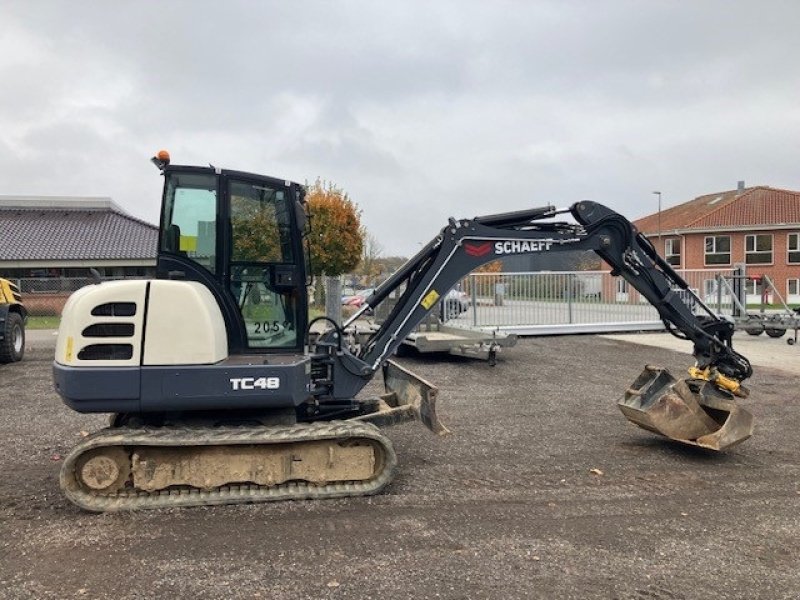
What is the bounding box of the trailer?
[715,274,799,345]
[399,313,517,365]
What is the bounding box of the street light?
[652,191,662,251]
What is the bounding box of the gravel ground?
[1,333,799,600]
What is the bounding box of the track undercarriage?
[61,421,397,512]
[60,360,446,512]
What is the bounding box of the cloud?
[1,1,799,254]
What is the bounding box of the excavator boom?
[317,200,753,450]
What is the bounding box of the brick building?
[634,184,800,304]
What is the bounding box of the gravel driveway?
[1,333,798,599]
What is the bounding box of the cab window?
[229,180,299,349]
[161,173,217,273]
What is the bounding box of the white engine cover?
[56,279,228,367]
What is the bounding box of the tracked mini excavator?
[53,153,755,511]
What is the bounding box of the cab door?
[225,176,306,352]
[158,167,307,355]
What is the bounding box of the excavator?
[53,152,755,512]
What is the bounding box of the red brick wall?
[653,230,800,299]
[23,293,69,317]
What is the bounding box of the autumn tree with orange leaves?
[462,259,503,297]
[306,179,364,276]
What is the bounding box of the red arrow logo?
[464,242,492,257]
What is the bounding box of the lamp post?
[652,191,662,254]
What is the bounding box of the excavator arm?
[316,200,754,450]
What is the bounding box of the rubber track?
[60,421,397,512]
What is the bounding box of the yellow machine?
[0,278,26,363]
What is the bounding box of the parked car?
[343,288,375,309]
[441,289,470,321]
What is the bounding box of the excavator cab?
[157,165,308,355]
[154,161,444,433]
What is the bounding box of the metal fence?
[13,269,741,335]
[446,269,738,335]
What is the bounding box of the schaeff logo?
[464,240,553,256]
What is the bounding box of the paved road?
[604,331,799,376]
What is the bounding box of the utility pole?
[652,191,662,255]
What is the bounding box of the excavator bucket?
[355,359,449,435]
[619,366,753,451]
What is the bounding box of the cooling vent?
[82,323,135,338]
[91,302,137,317]
[77,344,134,361]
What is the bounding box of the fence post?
[471,274,477,327]
[324,276,342,326]
[566,273,574,323]
[732,264,746,318]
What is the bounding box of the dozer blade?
[619,365,753,451]
[354,359,449,435]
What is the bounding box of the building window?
[788,278,799,298]
[704,235,731,265]
[745,234,773,265]
[789,233,800,264]
[744,279,758,296]
[665,239,681,266]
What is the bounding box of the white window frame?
[704,235,731,266]
[664,238,681,266]
[788,278,799,297]
[745,233,773,265]
[788,233,800,264]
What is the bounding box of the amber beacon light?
[150,149,171,170]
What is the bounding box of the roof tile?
[634,186,800,233]
[0,200,158,261]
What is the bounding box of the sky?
[2,1,799,256]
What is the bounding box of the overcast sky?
[2,1,799,255]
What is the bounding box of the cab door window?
[229,180,299,349]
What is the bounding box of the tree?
[306,179,364,277]
[459,259,505,304]
[229,195,283,263]
[574,250,603,271]
[358,231,385,285]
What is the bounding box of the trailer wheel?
[0,312,25,363]
[787,338,795,345]
[765,328,786,339]
[744,327,763,336]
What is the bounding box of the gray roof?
[0,196,158,261]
